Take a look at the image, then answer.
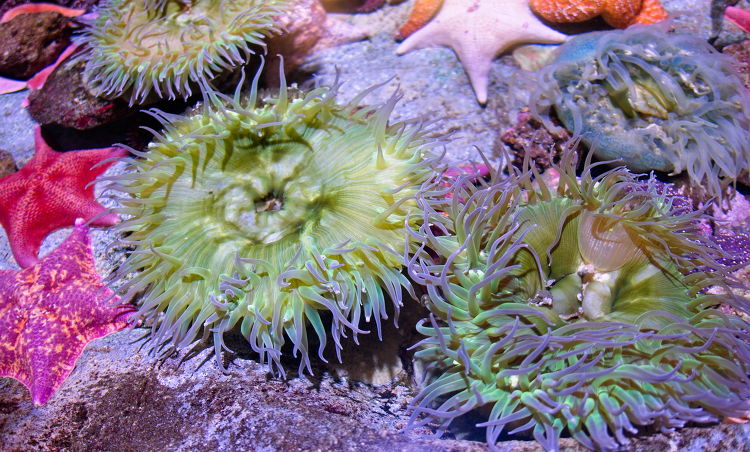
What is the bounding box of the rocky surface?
[0,11,74,80]
[26,57,137,130]
[0,0,98,19]
[3,0,750,451]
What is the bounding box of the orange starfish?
[396,0,443,40]
[529,0,668,28]
[0,126,127,268]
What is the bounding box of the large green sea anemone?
[79,0,290,105]
[530,19,750,199]
[405,146,750,451]
[103,62,447,375]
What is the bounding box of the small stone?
[723,39,750,90]
[500,108,573,171]
[26,56,136,130]
[0,12,73,80]
[0,149,17,179]
[265,0,329,85]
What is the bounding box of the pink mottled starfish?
[0,3,85,95]
[0,126,128,268]
[0,219,135,405]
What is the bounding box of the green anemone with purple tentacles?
[101,61,447,376]
[530,18,750,201]
[405,144,750,451]
[79,0,290,105]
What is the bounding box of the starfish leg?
[725,6,750,33]
[529,0,605,23]
[601,0,642,27]
[0,3,86,23]
[396,0,444,40]
[6,223,43,268]
[630,0,667,25]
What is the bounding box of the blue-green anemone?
[78,0,290,105]
[530,19,750,199]
[405,145,750,451]
[102,61,447,375]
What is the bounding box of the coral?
[404,145,750,451]
[102,61,447,375]
[395,0,566,105]
[78,0,290,105]
[0,219,135,406]
[529,0,667,28]
[530,20,750,200]
[0,126,127,268]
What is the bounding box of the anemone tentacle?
[405,142,750,451]
[78,0,291,105]
[530,17,750,200]
[103,60,448,376]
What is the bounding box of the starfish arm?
[6,226,44,268]
[396,0,444,40]
[1,3,86,23]
[395,20,452,55]
[0,76,27,95]
[601,0,643,28]
[629,0,667,25]
[529,0,605,23]
[0,220,134,405]
[0,273,27,386]
[56,146,128,185]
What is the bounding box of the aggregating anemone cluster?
[530,19,750,199]
[102,62,447,375]
[404,147,750,451]
[79,0,290,105]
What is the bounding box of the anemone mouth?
[405,144,750,450]
[102,61,448,376]
[79,0,290,105]
[530,17,750,200]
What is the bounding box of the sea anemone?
[101,60,447,375]
[78,0,290,105]
[530,19,750,199]
[404,144,750,451]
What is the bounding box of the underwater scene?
[3,0,750,451]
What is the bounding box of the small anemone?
[101,59,448,376]
[404,141,750,451]
[530,17,750,200]
[78,0,290,105]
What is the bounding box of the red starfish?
[0,219,135,405]
[0,126,128,268]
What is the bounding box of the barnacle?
[530,19,750,199]
[102,61,447,375]
[78,0,290,105]
[405,144,750,451]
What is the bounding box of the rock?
[266,0,330,85]
[312,16,371,54]
[3,327,750,451]
[500,108,572,171]
[0,149,17,179]
[26,56,136,130]
[723,39,750,90]
[0,11,73,80]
